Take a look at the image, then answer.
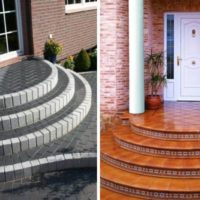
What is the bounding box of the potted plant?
[145,51,167,109]
[44,39,63,63]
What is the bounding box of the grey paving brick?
[31,108,40,123]
[22,161,32,178]
[10,114,19,129]
[0,167,5,182]
[5,165,14,181]
[3,139,12,155]
[53,123,62,139]
[19,136,28,151]
[11,138,20,153]
[38,106,46,120]
[24,110,33,125]
[27,133,36,149]
[4,95,13,108]
[41,129,50,144]
[47,126,56,141]
[12,93,21,107]
[18,112,26,127]
[31,87,38,100]
[14,163,23,179]
[30,160,40,174]
[58,120,68,135]
[34,131,43,146]
[26,89,33,102]
[2,116,11,130]
[39,158,48,173]
[47,156,57,172]
[0,96,5,109]
[55,154,65,170]
[0,141,3,155]
[19,91,27,104]
[44,104,51,118]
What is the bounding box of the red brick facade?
[30,0,97,59]
[100,0,200,113]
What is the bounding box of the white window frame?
[0,0,23,62]
[65,0,97,14]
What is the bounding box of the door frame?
[0,0,24,62]
[164,12,200,101]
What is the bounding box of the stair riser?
[116,138,200,158]
[101,153,200,178]
[132,125,200,141]
[101,178,200,200]
[0,152,96,182]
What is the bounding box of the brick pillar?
[129,0,145,114]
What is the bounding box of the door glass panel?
[6,12,17,32]
[166,14,174,79]
[8,32,18,51]
[4,0,15,11]
[0,14,5,33]
[0,35,7,54]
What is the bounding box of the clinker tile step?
[114,125,200,158]
[101,161,200,199]
[101,133,200,178]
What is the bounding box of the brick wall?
[100,0,200,113]
[100,0,128,113]
[30,0,97,59]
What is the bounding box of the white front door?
[176,14,200,101]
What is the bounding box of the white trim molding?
[65,1,97,14]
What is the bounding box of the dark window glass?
[4,0,15,11]
[0,14,5,33]
[6,12,17,31]
[0,1,3,12]
[67,0,74,4]
[0,35,7,54]
[166,15,174,79]
[7,32,18,51]
[75,0,81,3]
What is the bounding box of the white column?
[129,0,145,114]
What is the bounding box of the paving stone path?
[0,58,97,199]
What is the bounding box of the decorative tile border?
[0,152,96,182]
[101,153,200,178]
[115,137,200,158]
[0,67,92,155]
[0,60,58,109]
[0,66,74,131]
[132,124,200,140]
[101,178,200,199]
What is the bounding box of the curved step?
[130,102,200,140]
[101,133,200,178]
[101,161,200,199]
[0,58,58,109]
[0,152,96,182]
[114,125,200,158]
[0,71,96,182]
[0,66,75,131]
[0,68,92,155]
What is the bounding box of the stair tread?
[114,125,200,150]
[0,68,67,116]
[101,133,200,169]
[0,72,96,166]
[101,188,142,200]
[101,161,200,192]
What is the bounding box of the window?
[0,0,19,55]
[65,0,97,13]
[166,14,174,79]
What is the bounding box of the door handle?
[177,56,182,66]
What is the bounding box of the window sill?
[65,3,97,14]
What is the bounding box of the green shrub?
[75,49,91,71]
[89,49,97,70]
[64,56,75,70]
[44,39,63,57]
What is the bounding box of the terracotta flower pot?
[145,95,161,110]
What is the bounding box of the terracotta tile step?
[101,161,200,199]
[113,125,200,158]
[101,133,200,178]
[101,188,143,200]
